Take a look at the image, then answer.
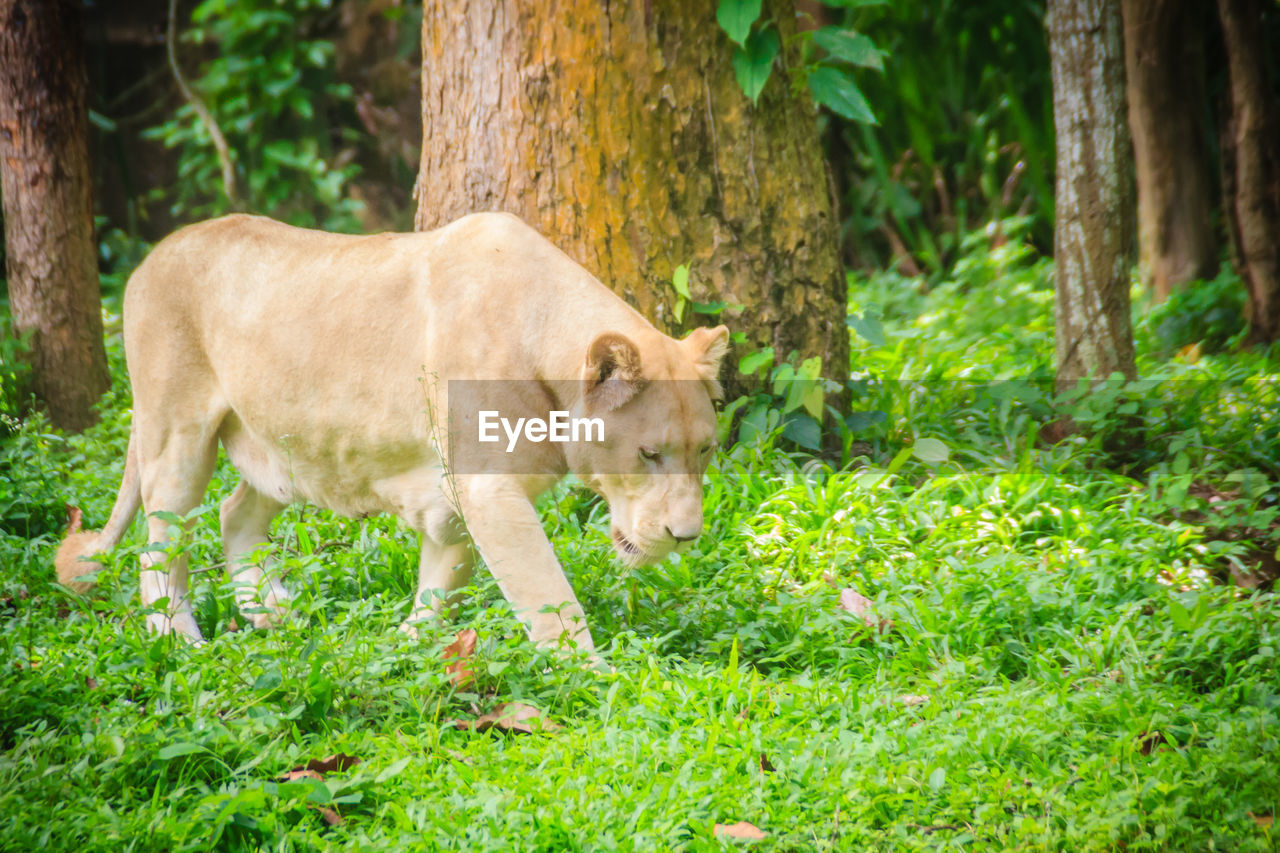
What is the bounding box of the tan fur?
[55,532,102,593]
[59,212,729,656]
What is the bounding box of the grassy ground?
[1,238,1278,851]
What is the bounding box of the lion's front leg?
[455,474,597,656]
[400,539,475,638]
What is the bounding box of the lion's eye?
[639,447,661,463]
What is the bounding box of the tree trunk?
[0,0,108,431]
[1121,0,1218,300]
[1048,0,1137,385]
[414,0,847,392]
[1217,0,1280,344]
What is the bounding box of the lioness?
[57,212,728,658]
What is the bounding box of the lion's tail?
[55,428,141,593]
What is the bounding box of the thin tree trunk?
[1121,0,1218,300]
[414,0,847,392]
[1048,0,1137,385]
[1217,0,1280,344]
[0,0,108,431]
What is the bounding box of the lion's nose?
[665,524,700,543]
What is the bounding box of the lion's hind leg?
[220,480,289,630]
[136,420,221,642]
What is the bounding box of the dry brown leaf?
[452,702,560,734]
[85,676,98,690]
[896,694,930,707]
[316,806,343,826]
[714,821,767,839]
[443,628,478,688]
[1249,812,1273,829]
[758,753,776,773]
[225,618,240,633]
[280,753,362,780]
[1138,731,1168,755]
[838,588,893,632]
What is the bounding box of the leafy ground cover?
[1,237,1278,850]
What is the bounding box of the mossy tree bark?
[0,0,108,431]
[1121,0,1218,301]
[1216,0,1280,344]
[414,0,847,391]
[1048,0,1137,385]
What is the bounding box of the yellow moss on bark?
[415,0,847,383]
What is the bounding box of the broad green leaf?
[716,0,762,47]
[783,413,822,450]
[158,742,205,760]
[929,767,946,790]
[739,404,770,443]
[801,382,825,419]
[672,264,691,299]
[673,297,686,323]
[847,309,885,347]
[1169,598,1191,632]
[812,27,884,70]
[808,67,877,124]
[844,410,886,433]
[913,437,950,465]
[738,347,774,376]
[732,28,780,105]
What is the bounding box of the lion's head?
[566,325,730,566]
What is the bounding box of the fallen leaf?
[65,504,83,535]
[85,676,98,690]
[225,618,240,633]
[1138,731,1168,755]
[1249,812,1273,829]
[279,753,362,780]
[714,821,767,839]
[315,806,343,826]
[452,702,560,734]
[758,753,776,773]
[838,588,893,632]
[443,628,477,688]
[896,694,930,706]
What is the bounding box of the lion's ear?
[582,332,644,411]
[682,325,730,401]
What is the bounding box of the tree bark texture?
[0,0,108,431]
[414,0,847,385]
[1048,0,1137,384]
[1217,0,1280,344]
[1121,0,1218,300]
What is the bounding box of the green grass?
[1,239,1278,850]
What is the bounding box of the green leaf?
[732,28,780,105]
[912,438,950,465]
[812,28,884,70]
[673,297,686,323]
[847,309,886,347]
[672,264,691,299]
[376,757,413,784]
[716,0,762,47]
[885,445,914,476]
[844,410,886,433]
[158,742,206,760]
[808,67,877,124]
[783,413,822,450]
[1169,598,1191,632]
[929,767,946,790]
[739,347,774,377]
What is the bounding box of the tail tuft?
[56,531,104,594]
